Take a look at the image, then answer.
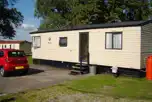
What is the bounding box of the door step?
[72,66,86,70]
[75,63,88,67]
[70,70,83,75]
[70,63,89,75]
[70,70,88,75]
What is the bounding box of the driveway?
[0,65,80,94]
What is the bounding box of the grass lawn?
[27,56,33,64]
[1,75,152,102]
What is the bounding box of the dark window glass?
[105,32,122,50]
[59,37,67,47]
[8,51,25,57]
[0,51,4,57]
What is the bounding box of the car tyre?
[0,67,7,77]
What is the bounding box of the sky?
[13,0,40,41]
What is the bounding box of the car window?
[8,51,25,57]
[0,51,4,57]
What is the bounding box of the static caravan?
[0,40,32,55]
[30,20,152,76]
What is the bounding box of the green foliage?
[35,0,152,30]
[0,0,23,39]
[27,56,32,64]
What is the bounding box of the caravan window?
[33,36,41,48]
[59,37,67,47]
[105,32,122,50]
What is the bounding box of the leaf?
[0,0,23,39]
[35,0,151,29]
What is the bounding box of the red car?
[0,49,29,77]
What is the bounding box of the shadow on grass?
[0,97,16,102]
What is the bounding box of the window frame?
[32,36,41,48]
[105,32,123,50]
[59,37,68,47]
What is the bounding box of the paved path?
[0,65,80,94]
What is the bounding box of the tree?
[35,0,152,30]
[0,0,23,39]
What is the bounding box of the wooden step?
[72,66,87,70]
[71,70,82,73]
[70,70,89,75]
[70,70,83,75]
[70,69,89,74]
[75,63,88,67]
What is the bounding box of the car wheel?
[0,67,7,77]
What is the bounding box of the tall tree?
[35,0,152,30]
[0,0,23,39]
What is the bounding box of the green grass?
[27,56,33,64]
[1,75,152,102]
[66,75,152,100]
[0,85,77,102]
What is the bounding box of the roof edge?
[30,20,152,34]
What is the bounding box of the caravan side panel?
[31,26,141,69]
[141,23,152,69]
[89,27,141,69]
[32,31,79,63]
[20,42,32,55]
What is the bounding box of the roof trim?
[30,20,152,34]
[0,40,31,44]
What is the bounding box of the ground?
[1,56,152,102]
[0,65,79,94]
[1,74,152,102]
